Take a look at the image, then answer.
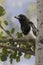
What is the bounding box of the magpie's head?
[14,14,29,24]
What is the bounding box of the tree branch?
[0,37,35,44]
[0,44,35,55]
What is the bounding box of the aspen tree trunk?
[35,0,43,65]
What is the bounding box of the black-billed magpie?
[14,14,38,40]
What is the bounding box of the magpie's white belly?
[23,27,36,40]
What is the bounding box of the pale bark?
[35,0,43,65]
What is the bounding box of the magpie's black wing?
[21,24,30,35]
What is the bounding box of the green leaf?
[6,30,10,34]
[0,31,3,39]
[2,36,7,39]
[1,54,7,61]
[10,54,13,64]
[13,51,17,59]
[24,54,31,59]
[2,48,8,56]
[1,48,8,62]
[18,51,22,56]
[10,28,15,34]
[4,21,8,26]
[16,56,20,62]
[0,6,6,16]
[17,32,23,38]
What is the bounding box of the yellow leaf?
[29,4,36,12]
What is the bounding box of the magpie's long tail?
[32,24,38,36]
[29,22,39,36]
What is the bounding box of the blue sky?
[0,0,37,65]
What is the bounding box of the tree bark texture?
[35,0,43,65]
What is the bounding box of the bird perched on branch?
[14,14,38,40]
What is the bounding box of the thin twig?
[0,24,14,39]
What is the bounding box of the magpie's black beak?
[14,16,20,19]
